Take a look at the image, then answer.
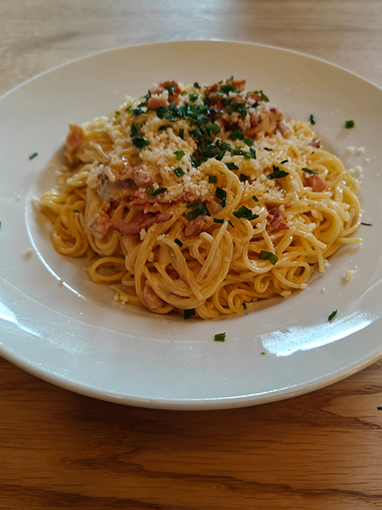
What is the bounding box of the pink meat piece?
[302,172,328,192]
[142,282,165,310]
[184,216,206,237]
[112,213,172,235]
[267,208,289,231]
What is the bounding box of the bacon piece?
[227,78,246,91]
[97,175,136,203]
[149,81,181,105]
[267,208,289,232]
[131,161,159,188]
[89,208,112,237]
[147,94,169,110]
[302,172,328,192]
[309,138,321,148]
[244,106,282,138]
[112,213,172,235]
[66,124,85,152]
[142,282,165,310]
[276,120,291,138]
[184,216,206,237]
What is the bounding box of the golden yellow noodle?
[38,79,361,319]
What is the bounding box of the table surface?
[1,1,382,508]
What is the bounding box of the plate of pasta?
[1,40,382,409]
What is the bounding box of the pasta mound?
[39,78,361,319]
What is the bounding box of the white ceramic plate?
[1,41,382,410]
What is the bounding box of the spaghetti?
[38,78,362,319]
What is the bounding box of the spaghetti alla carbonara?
[39,78,361,319]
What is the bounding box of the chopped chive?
[243,137,254,147]
[214,332,226,342]
[179,128,184,139]
[264,147,273,151]
[259,250,278,265]
[240,173,248,182]
[213,218,224,224]
[229,129,244,141]
[261,352,266,355]
[174,238,183,247]
[165,84,175,96]
[215,187,227,207]
[125,105,134,113]
[328,310,337,322]
[267,166,289,180]
[309,114,316,125]
[190,155,200,168]
[184,308,195,319]
[233,205,258,221]
[173,167,185,178]
[227,220,234,227]
[345,120,354,128]
[158,125,169,131]
[280,159,288,164]
[220,84,236,94]
[73,209,79,213]
[302,167,318,175]
[28,152,38,160]
[252,195,258,203]
[254,90,269,102]
[225,162,239,170]
[187,202,210,220]
[174,150,185,161]
[115,111,121,116]
[242,302,247,310]
[147,186,167,197]
[189,93,199,102]
[208,175,218,183]
[194,82,201,89]
[250,147,257,159]
[132,136,150,148]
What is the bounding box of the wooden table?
[1,1,382,508]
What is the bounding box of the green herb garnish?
[174,150,185,161]
[214,332,226,342]
[147,186,167,197]
[213,218,224,224]
[280,159,288,164]
[174,238,183,248]
[328,310,338,322]
[173,167,185,178]
[259,250,278,265]
[190,155,200,168]
[165,84,175,96]
[345,120,354,128]
[233,206,259,221]
[184,309,195,319]
[302,167,318,175]
[225,162,239,171]
[253,90,269,102]
[310,114,316,125]
[178,128,184,139]
[264,147,273,151]
[28,152,38,160]
[252,195,258,203]
[208,175,218,183]
[187,202,210,220]
[267,166,289,180]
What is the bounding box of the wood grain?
[1,0,382,508]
